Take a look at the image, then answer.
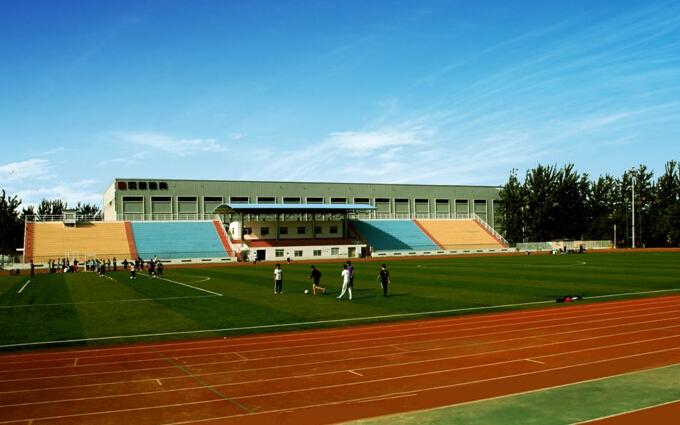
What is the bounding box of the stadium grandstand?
[21,178,512,268]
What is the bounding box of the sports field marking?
[154,349,680,425]
[17,280,30,293]
[336,364,680,425]
[152,347,254,414]
[147,275,222,297]
[3,288,678,350]
[233,352,249,360]
[1,298,676,419]
[574,400,680,424]
[3,311,676,389]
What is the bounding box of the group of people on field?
[124,256,163,280]
[273,260,391,298]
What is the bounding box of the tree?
[551,164,589,240]
[497,168,526,244]
[0,190,23,255]
[37,199,67,220]
[648,161,680,246]
[75,202,101,220]
[584,174,619,242]
[523,164,559,241]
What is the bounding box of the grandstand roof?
[212,203,377,215]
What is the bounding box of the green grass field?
[1,252,679,352]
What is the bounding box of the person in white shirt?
[337,264,352,300]
[274,263,283,293]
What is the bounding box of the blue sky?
[1,0,679,208]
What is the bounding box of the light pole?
[630,169,637,248]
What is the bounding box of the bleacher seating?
[416,219,506,250]
[350,220,440,252]
[31,222,132,262]
[130,221,229,260]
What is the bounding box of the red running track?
[1,294,679,425]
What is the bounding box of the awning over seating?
[212,203,377,215]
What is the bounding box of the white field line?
[1,289,679,350]
[17,280,30,293]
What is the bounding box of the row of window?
[118,181,169,190]
[275,249,324,258]
[243,226,339,236]
[121,195,486,206]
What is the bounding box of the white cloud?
[115,132,228,157]
[15,180,103,209]
[324,128,428,153]
[0,159,51,183]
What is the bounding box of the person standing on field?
[337,264,352,300]
[274,263,283,293]
[346,260,355,289]
[308,265,325,295]
[376,264,390,297]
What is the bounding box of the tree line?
[496,161,680,247]
[0,194,100,256]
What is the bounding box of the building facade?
[103,178,503,228]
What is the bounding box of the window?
[283,197,301,203]
[315,226,321,234]
[297,226,306,235]
[275,249,284,258]
[294,250,303,257]
[261,227,270,236]
[243,227,252,235]
[127,181,137,190]
[149,182,158,190]
[258,196,276,203]
[330,197,347,204]
[395,199,409,217]
[313,250,321,257]
[330,226,338,234]
[178,196,197,202]
[354,197,370,204]
[279,227,288,235]
[230,196,249,203]
[138,182,147,190]
[331,248,340,255]
[306,197,323,203]
[159,182,168,190]
[204,196,222,202]
[118,182,127,190]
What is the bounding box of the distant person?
[308,265,325,295]
[337,264,352,300]
[122,259,128,271]
[346,260,355,289]
[156,260,164,278]
[113,257,117,271]
[147,259,155,278]
[274,263,283,293]
[129,262,136,279]
[30,260,34,277]
[376,264,390,297]
[286,252,291,264]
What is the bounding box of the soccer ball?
[304,290,309,294]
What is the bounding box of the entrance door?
[348,247,356,258]
[257,249,266,261]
